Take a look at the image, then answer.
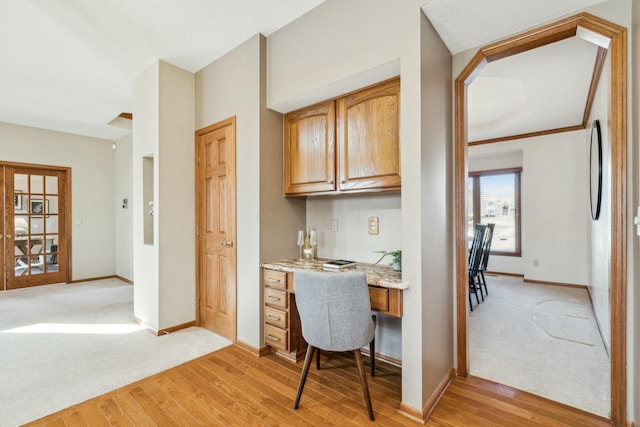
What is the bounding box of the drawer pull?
[267,335,281,342]
[267,315,281,321]
[266,278,281,282]
[267,296,281,301]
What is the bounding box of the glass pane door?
[5,166,67,289]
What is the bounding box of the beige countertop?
[261,258,409,290]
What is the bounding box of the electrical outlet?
[533,259,539,267]
[368,217,379,235]
[331,219,338,232]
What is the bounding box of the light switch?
[634,206,640,236]
[331,219,338,232]
[368,217,379,235]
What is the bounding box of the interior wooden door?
[195,118,237,341]
[3,165,69,290]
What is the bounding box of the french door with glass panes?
[2,164,70,290]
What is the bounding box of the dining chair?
[477,223,494,297]
[293,270,376,421]
[468,223,487,311]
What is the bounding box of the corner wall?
[196,34,305,349]
[132,60,196,331]
[268,0,454,413]
[0,122,115,280]
[115,132,133,281]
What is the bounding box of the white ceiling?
[421,0,609,55]
[421,0,611,143]
[0,0,613,142]
[0,0,325,140]
[467,36,600,142]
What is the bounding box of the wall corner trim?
[235,341,270,357]
[398,367,456,423]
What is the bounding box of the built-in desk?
[261,258,408,362]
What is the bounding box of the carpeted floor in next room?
[0,279,231,427]
[469,274,610,418]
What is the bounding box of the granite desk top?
[261,258,409,290]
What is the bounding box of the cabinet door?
[284,101,336,195]
[337,78,401,192]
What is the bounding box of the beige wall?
[132,60,196,331]
[469,131,590,286]
[115,132,133,281]
[268,0,454,411]
[0,121,115,280]
[196,34,305,348]
[157,61,196,330]
[306,194,402,359]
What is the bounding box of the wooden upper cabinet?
[337,78,400,192]
[283,78,400,196]
[284,101,336,195]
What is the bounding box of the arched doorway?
[454,13,627,425]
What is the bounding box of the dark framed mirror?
[589,119,602,220]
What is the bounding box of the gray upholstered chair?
[293,270,376,421]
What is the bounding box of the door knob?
[221,241,233,247]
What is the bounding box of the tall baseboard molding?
[485,271,524,277]
[236,340,270,357]
[115,275,133,285]
[158,321,196,336]
[523,278,587,289]
[360,348,402,367]
[133,317,196,336]
[398,367,455,423]
[68,275,118,284]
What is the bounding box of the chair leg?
[316,348,321,370]
[294,345,316,410]
[353,349,375,421]
[370,314,376,377]
[480,271,488,296]
[469,287,474,311]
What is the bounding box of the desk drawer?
[265,306,287,329]
[265,287,287,309]
[369,286,389,312]
[264,269,287,290]
[265,325,287,351]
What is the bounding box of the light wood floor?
[27,345,611,426]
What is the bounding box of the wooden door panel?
[337,78,401,191]
[196,118,236,341]
[284,101,336,195]
[3,165,69,290]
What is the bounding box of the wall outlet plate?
[368,217,379,235]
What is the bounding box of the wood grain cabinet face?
[337,78,401,192]
[284,101,336,195]
[283,78,400,197]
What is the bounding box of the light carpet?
[469,275,610,417]
[0,279,232,426]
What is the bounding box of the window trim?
[468,167,522,257]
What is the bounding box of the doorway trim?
[454,13,627,424]
[1,161,72,289]
[194,116,238,343]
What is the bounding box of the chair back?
[479,223,494,271]
[468,223,486,275]
[294,270,375,352]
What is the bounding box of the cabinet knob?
[341,179,347,184]
[328,179,334,184]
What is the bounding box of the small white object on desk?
[322,259,357,269]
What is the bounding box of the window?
[467,168,521,256]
